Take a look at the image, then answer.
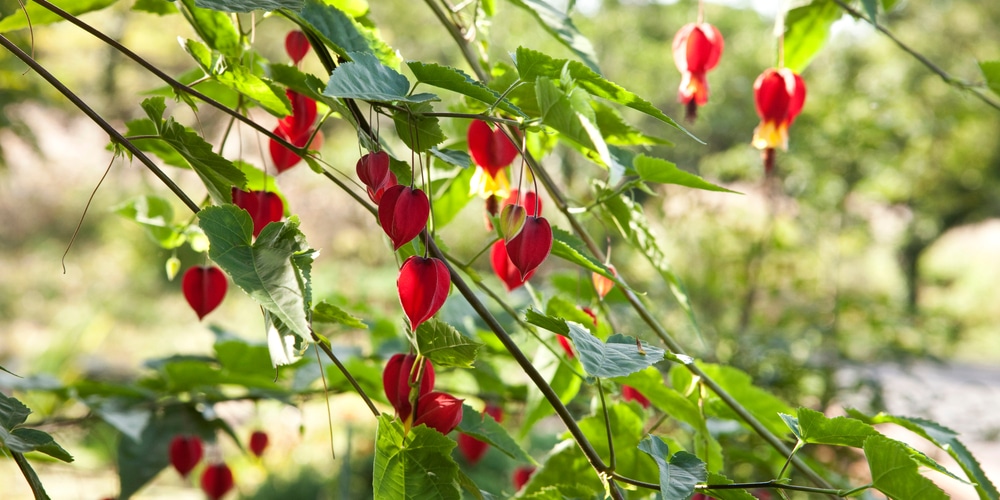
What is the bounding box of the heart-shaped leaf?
[467,119,518,178]
[378,185,430,250]
[504,216,552,280]
[231,188,284,238]
[181,265,227,319]
[490,240,534,291]
[397,256,450,332]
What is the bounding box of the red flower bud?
[672,22,724,121]
[397,256,450,332]
[467,120,518,179]
[278,90,317,139]
[622,385,650,409]
[490,240,534,291]
[248,430,268,458]
[284,30,310,64]
[200,463,234,500]
[383,354,435,424]
[182,266,227,320]
[412,391,464,435]
[168,435,203,478]
[592,265,616,300]
[503,189,542,217]
[378,185,430,250]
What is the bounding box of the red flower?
[490,240,534,291]
[592,265,616,300]
[181,266,227,320]
[622,385,650,409]
[248,430,268,458]
[284,30,310,64]
[503,189,542,217]
[504,216,553,280]
[269,90,320,173]
[752,68,807,174]
[231,187,283,238]
[168,435,203,478]
[672,22,724,121]
[383,354,435,425]
[412,391,464,435]
[580,306,598,326]
[556,334,575,358]
[397,256,450,332]
[457,403,503,465]
[513,466,536,491]
[200,463,234,500]
[467,120,518,179]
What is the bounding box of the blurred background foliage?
[0,0,998,498]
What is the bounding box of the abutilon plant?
[513,466,536,491]
[592,265,616,300]
[200,463,234,500]
[231,187,283,238]
[356,151,398,204]
[378,185,430,249]
[752,67,807,175]
[504,216,553,280]
[268,90,321,173]
[248,430,268,458]
[622,385,651,409]
[490,240,534,291]
[181,266,227,319]
[397,256,450,332]
[468,119,519,198]
[284,30,310,64]
[672,22,724,121]
[556,334,575,358]
[168,435,203,478]
[382,354,463,434]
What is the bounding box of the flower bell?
[752,68,806,175]
[383,354,435,426]
[672,22,724,121]
[468,120,518,199]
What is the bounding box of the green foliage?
[981,61,1000,96]
[507,0,601,74]
[415,319,483,369]
[783,0,842,73]
[325,52,437,103]
[781,407,879,448]
[373,415,461,499]
[568,323,665,379]
[634,154,738,193]
[637,436,706,500]
[194,0,303,13]
[408,62,525,117]
[865,434,949,500]
[455,404,533,463]
[0,0,117,32]
[0,392,73,462]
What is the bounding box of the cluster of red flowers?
[383,354,463,434]
[166,430,268,500]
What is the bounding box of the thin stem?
[597,379,616,471]
[0,34,201,214]
[422,0,488,82]
[833,0,1000,112]
[311,331,381,417]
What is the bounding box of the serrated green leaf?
[455,404,533,463]
[393,102,445,152]
[525,308,569,335]
[373,415,461,500]
[515,47,688,136]
[9,428,74,462]
[114,195,186,249]
[545,295,598,333]
[313,301,367,329]
[634,154,738,193]
[199,206,316,342]
[415,319,482,369]
[980,61,1000,97]
[507,0,600,74]
[637,436,706,500]
[0,386,33,430]
[702,472,758,500]
[593,101,670,146]
[408,61,525,117]
[850,410,999,500]
[325,52,437,103]
[786,407,880,448]
[181,39,291,116]
[569,323,664,378]
[0,0,117,32]
[698,363,793,438]
[865,434,948,500]
[160,119,247,203]
[179,0,240,59]
[122,119,188,168]
[194,0,303,13]
[298,0,398,67]
[214,338,273,376]
[430,148,471,169]
[784,0,841,73]
[550,227,613,278]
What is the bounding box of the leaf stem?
[597,379,616,471]
[11,451,51,500]
[0,34,200,214]
[311,330,381,417]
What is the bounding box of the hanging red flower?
[672,22,724,121]
[752,68,807,175]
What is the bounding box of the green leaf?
[122,119,188,168]
[864,435,948,500]
[525,308,569,335]
[89,398,152,443]
[515,47,688,135]
[550,227,614,278]
[850,410,999,500]
[702,472,758,500]
[600,193,702,340]
[118,404,220,499]
[455,404,533,463]
[179,0,241,59]
[373,415,461,500]
[0,390,31,429]
[861,0,878,22]
[783,0,842,73]
[0,0,117,32]
[325,52,437,103]
[133,0,179,15]
[569,323,664,378]
[507,0,600,74]
[415,319,483,369]
[637,436,706,500]
[313,301,367,329]
[408,62,525,117]
[698,363,793,438]
[199,206,316,343]
[393,102,445,152]
[429,161,474,228]
[214,337,273,376]
[593,101,670,146]
[979,61,1000,97]
[180,39,291,116]
[545,295,600,334]
[299,0,398,67]
[8,428,74,462]
[634,155,738,193]
[430,148,471,169]
[194,0,303,13]
[114,195,186,249]
[784,407,879,448]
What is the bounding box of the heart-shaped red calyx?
[182,265,227,319]
[467,120,518,179]
[231,188,283,237]
[397,256,450,332]
[504,216,553,280]
[378,185,430,250]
